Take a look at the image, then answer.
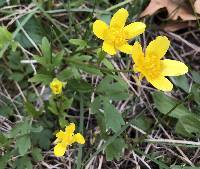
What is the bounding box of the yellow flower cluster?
[93,8,188,91]
[50,8,189,158]
[54,123,85,157]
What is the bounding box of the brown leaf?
[194,0,200,14]
[162,22,196,32]
[140,0,197,21]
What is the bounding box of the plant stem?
[76,94,84,169]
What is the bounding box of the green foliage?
[0,1,199,168]
[105,137,127,161]
[103,98,125,132]
[153,92,200,137]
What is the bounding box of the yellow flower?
[93,8,146,55]
[132,36,188,91]
[54,123,85,157]
[50,78,65,95]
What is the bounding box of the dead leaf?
[140,0,197,21]
[162,22,196,32]
[194,0,200,14]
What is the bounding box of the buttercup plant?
[131,36,188,91]
[93,8,146,55]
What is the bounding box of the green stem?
[76,94,84,169]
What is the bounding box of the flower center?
[142,55,161,80]
[104,28,126,47]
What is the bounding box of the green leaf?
[0,27,12,48]
[8,120,31,138]
[24,101,42,117]
[0,151,12,169]
[175,114,200,137]
[105,138,127,161]
[132,115,153,132]
[97,75,129,101]
[15,16,45,48]
[14,156,32,169]
[191,83,200,105]
[191,71,200,84]
[29,73,53,85]
[41,37,51,58]
[0,105,13,118]
[69,39,87,47]
[68,79,92,93]
[16,135,31,155]
[31,129,52,150]
[9,72,24,82]
[0,133,7,146]
[31,148,43,162]
[103,98,125,132]
[74,64,103,76]
[171,75,189,93]
[57,67,75,80]
[152,92,191,119]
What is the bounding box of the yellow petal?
[102,41,116,55]
[118,43,133,54]
[54,143,67,157]
[124,22,146,39]
[74,133,85,144]
[148,76,173,91]
[56,130,65,139]
[146,36,170,59]
[110,8,128,29]
[160,59,188,76]
[132,41,144,65]
[93,20,108,40]
[65,123,75,134]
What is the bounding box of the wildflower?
[93,8,146,55]
[132,36,188,91]
[54,123,85,157]
[50,78,65,95]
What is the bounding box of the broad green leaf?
[103,98,125,132]
[175,114,200,137]
[171,75,189,93]
[191,84,200,105]
[90,96,102,114]
[8,120,31,138]
[152,92,191,119]
[105,137,127,161]
[9,72,24,82]
[31,148,43,162]
[16,135,31,155]
[29,73,53,85]
[97,75,129,101]
[132,115,153,132]
[31,129,52,150]
[14,156,32,169]
[191,71,200,84]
